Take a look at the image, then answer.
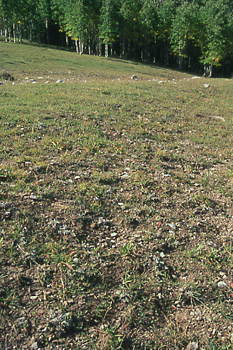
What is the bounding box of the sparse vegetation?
[0,42,232,349]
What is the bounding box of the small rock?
[122,174,130,179]
[218,281,228,290]
[186,342,199,350]
[30,195,38,200]
[168,223,176,230]
[219,272,227,279]
[31,342,39,350]
[204,83,210,88]
[90,222,97,229]
[27,78,37,83]
[4,211,12,219]
[131,75,138,80]
[56,79,64,83]
[212,115,225,122]
[97,217,106,225]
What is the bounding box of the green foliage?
[99,0,120,44]
[0,0,233,74]
[199,0,233,67]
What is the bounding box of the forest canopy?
[0,0,233,76]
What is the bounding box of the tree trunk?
[75,39,79,53]
[88,37,91,55]
[66,35,69,50]
[29,21,33,42]
[45,18,49,44]
[209,64,213,77]
[153,36,156,64]
[18,23,22,42]
[178,55,184,70]
[105,43,108,57]
[8,27,11,42]
[79,36,84,54]
[4,28,8,42]
[98,39,102,56]
[203,64,213,77]
[13,23,16,43]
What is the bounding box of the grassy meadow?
[0,42,232,349]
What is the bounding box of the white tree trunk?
[45,18,49,44]
[13,23,16,43]
[78,36,84,55]
[105,43,108,57]
[88,37,91,55]
[4,28,8,42]
[203,64,213,77]
[66,35,69,49]
[75,39,79,53]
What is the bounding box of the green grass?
[0,41,233,349]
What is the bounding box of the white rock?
[212,116,225,122]
[218,281,228,289]
[111,232,117,237]
[168,223,176,230]
[122,174,130,179]
[31,342,39,350]
[186,342,198,350]
[204,83,210,88]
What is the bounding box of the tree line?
[1,0,233,76]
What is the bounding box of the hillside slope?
[0,42,232,350]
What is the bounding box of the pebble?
[204,83,210,88]
[186,342,198,350]
[30,195,38,200]
[212,115,225,122]
[217,281,228,289]
[219,272,227,279]
[168,223,176,230]
[31,342,39,350]
[111,232,117,237]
